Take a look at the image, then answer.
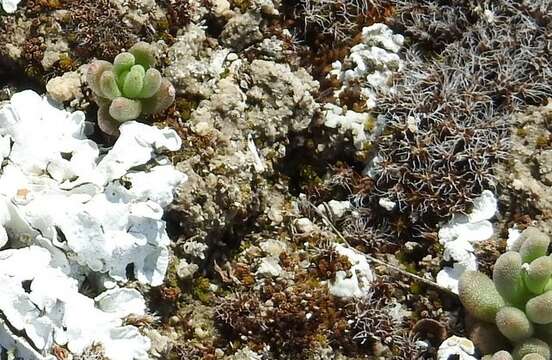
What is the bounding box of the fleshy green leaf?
[99,71,121,100]
[459,271,505,323]
[122,65,145,99]
[139,68,162,98]
[129,42,156,69]
[141,79,175,115]
[86,60,113,96]
[113,52,135,77]
[109,97,142,122]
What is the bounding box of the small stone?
[193,121,212,136]
[437,336,477,360]
[176,259,199,279]
[259,239,286,258]
[256,256,283,277]
[212,0,230,17]
[46,71,82,103]
[378,197,396,211]
[295,218,315,234]
[318,200,351,219]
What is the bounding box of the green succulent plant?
[459,227,552,360]
[86,42,175,135]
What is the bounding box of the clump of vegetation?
[87,42,175,135]
[292,0,384,43]
[330,0,552,244]
[376,0,551,215]
[347,290,422,359]
[158,0,194,36]
[277,0,391,80]
[63,0,140,61]
[459,227,552,358]
[215,279,352,358]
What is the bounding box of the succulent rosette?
[459,227,552,359]
[87,42,175,135]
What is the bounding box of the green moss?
[220,68,231,79]
[238,239,253,253]
[364,114,377,132]
[299,165,323,187]
[175,97,200,121]
[193,277,212,304]
[57,53,78,72]
[157,17,170,31]
[25,66,43,82]
[165,258,180,289]
[233,0,251,12]
[535,135,550,149]
[410,282,423,295]
[516,128,528,138]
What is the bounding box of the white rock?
[439,219,494,245]
[0,246,150,360]
[117,164,186,207]
[144,328,173,358]
[329,23,403,109]
[323,24,403,151]
[328,244,373,299]
[467,189,497,223]
[181,240,209,259]
[212,0,230,16]
[259,239,287,258]
[256,256,283,277]
[176,259,199,279]
[230,346,263,360]
[507,227,522,251]
[295,217,315,234]
[0,90,186,358]
[436,190,497,293]
[89,121,183,186]
[378,197,396,211]
[0,225,7,249]
[1,0,20,13]
[361,23,404,53]
[436,262,476,294]
[437,336,477,360]
[247,134,266,172]
[95,288,146,318]
[317,199,351,219]
[46,72,82,103]
[323,104,374,150]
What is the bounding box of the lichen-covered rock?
[46,70,83,104]
[164,24,230,98]
[495,102,552,216]
[245,59,319,137]
[166,25,318,263]
[220,11,263,51]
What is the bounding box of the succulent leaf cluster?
[459,227,552,359]
[87,42,175,135]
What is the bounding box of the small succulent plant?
[86,42,175,135]
[459,227,552,360]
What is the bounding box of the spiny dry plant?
[62,0,140,61]
[291,0,384,43]
[346,286,428,359]
[214,280,351,358]
[348,0,552,234]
